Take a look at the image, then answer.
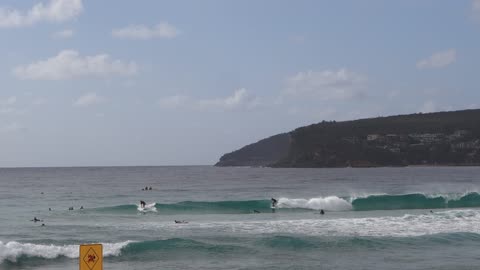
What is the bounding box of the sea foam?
[0,241,132,264]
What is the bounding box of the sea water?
[1,166,480,269]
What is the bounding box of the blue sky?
[0,0,479,167]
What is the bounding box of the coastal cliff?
[216,109,480,168]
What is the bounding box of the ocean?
[1,166,480,270]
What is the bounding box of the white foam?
[133,209,480,238]
[278,196,352,211]
[0,241,132,263]
[137,202,157,212]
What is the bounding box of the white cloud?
[13,50,137,80]
[74,92,105,107]
[112,22,179,40]
[285,69,367,100]
[0,0,82,28]
[197,88,259,110]
[0,96,16,106]
[52,29,74,38]
[158,89,260,111]
[416,49,456,69]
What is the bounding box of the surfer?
[253,210,261,214]
[320,209,325,215]
[31,217,42,222]
[174,220,188,224]
[68,207,74,210]
[271,198,278,213]
[140,200,146,208]
[80,206,84,210]
[149,186,152,190]
[49,208,51,211]
[271,198,278,208]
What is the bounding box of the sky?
[0,0,479,167]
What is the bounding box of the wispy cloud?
[74,92,105,107]
[32,97,48,105]
[473,0,480,14]
[416,49,456,69]
[0,96,27,115]
[73,93,105,107]
[284,69,367,100]
[52,29,74,39]
[158,89,260,111]
[112,22,179,40]
[13,50,137,80]
[0,122,26,133]
[0,0,83,28]
[0,96,16,106]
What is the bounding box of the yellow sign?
[79,244,103,270]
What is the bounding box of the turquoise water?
[1,166,480,269]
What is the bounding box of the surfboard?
[137,202,157,212]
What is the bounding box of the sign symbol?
[87,254,96,263]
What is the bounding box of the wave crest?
[278,196,352,211]
[0,241,132,264]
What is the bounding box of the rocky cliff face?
[216,109,480,168]
[215,133,291,167]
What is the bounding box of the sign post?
[79,244,103,270]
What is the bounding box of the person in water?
[271,198,278,208]
[80,206,84,210]
[140,200,146,208]
[175,220,188,224]
[320,209,325,215]
[32,217,41,222]
[149,186,152,190]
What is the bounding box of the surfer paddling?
[174,220,188,224]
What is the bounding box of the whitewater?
[1,166,480,269]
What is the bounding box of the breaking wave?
[0,241,132,264]
[92,192,480,214]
